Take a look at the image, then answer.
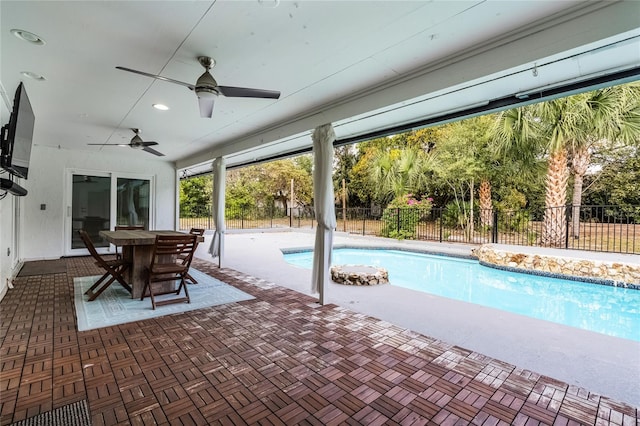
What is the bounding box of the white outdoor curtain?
[311,123,337,304]
[208,157,226,267]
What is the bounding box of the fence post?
[565,205,570,249]
[241,206,245,229]
[362,209,366,235]
[289,208,292,228]
[439,208,443,242]
[492,210,498,243]
[396,208,400,235]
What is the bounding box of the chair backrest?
[115,225,145,231]
[78,229,111,269]
[150,234,198,270]
[189,228,205,236]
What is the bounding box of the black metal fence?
[180,204,639,254]
[179,205,316,230]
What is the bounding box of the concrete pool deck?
[194,229,640,407]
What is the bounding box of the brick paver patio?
[0,256,637,425]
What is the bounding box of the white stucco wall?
[0,144,176,299]
[0,190,20,301]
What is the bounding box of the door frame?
[64,168,156,256]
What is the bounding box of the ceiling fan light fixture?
[195,87,219,100]
[152,103,169,111]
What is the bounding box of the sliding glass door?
[66,170,153,256]
[70,173,110,251]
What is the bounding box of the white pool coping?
[194,229,640,407]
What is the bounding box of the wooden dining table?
[99,229,204,299]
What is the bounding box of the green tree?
[225,157,313,213]
[349,145,380,207]
[396,127,443,152]
[432,116,494,238]
[179,176,212,217]
[491,108,547,217]
[350,135,418,207]
[294,154,313,175]
[370,147,437,205]
[584,145,640,219]
[264,159,313,210]
[333,145,357,208]
[226,168,266,212]
[492,82,640,246]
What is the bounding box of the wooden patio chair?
[141,234,197,309]
[182,228,205,284]
[78,229,132,301]
[114,225,145,259]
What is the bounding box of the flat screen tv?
[1,82,35,179]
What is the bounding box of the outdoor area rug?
[9,399,91,426]
[74,268,254,331]
[18,259,67,276]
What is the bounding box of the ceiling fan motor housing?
[195,70,219,99]
[130,134,144,148]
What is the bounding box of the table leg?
[124,245,178,299]
[128,245,153,299]
[122,245,134,288]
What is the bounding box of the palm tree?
[493,82,640,246]
[370,148,437,203]
[537,83,640,243]
[493,106,563,245]
[478,179,493,228]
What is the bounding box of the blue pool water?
[284,248,640,341]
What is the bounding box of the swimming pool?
[283,248,640,341]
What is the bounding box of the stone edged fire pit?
[330,264,389,286]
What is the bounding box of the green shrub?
[381,194,433,239]
[498,209,531,232]
[442,201,477,229]
[495,189,530,232]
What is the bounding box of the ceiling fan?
[88,129,165,156]
[116,56,281,118]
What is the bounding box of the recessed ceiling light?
[258,0,279,7]
[10,29,45,45]
[21,71,46,81]
[152,103,169,111]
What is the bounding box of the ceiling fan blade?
[142,146,165,156]
[217,86,280,99]
[198,97,215,118]
[87,143,128,146]
[116,66,195,89]
[140,141,159,147]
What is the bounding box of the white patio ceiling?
[1,1,639,175]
